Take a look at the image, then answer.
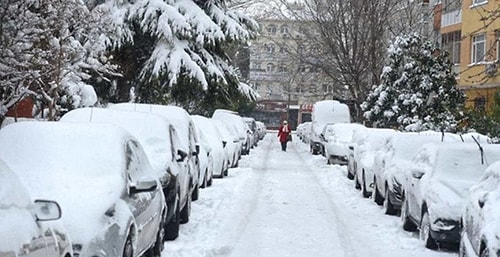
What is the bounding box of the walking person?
[277,120,291,151]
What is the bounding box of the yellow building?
[458,0,500,111]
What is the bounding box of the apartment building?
[438,0,500,111]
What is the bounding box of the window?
[496,30,500,61]
[266,43,275,53]
[474,96,486,112]
[295,86,302,93]
[279,46,288,53]
[472,0,487,5]
[472,33,486,63]
[298,65,306,73]
[280,25,289,34]
[442,31,461,64]
[266,63,274,72]
[267,25,277,35]
[279,65,287,72]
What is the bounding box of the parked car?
[61,107,191,240]
[0,158,73,257]
[461,161,500,257]
[191,118,214,187]
[297,121,312,143]
[0,122,167,257]
[401,143,500,249]
[353,128,398,197]
[255,121,267,140]
[192,115,227,178]
[110,103,202,201]
[212,118,240,169]
[371,132,458,215]
[321,123,365,165]
[213,109,251,155]
[310,100,351,155]
[243,117,259,147]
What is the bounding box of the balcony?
[441,9,462,27]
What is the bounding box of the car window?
[125,140,150,181]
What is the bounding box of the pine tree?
[361,33,464,131]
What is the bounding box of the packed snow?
[161,132,457,257]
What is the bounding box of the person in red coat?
[277,120,291,151]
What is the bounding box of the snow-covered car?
[353,128,398,197]
[243,117,258,147]
[192,115,228,178]
[371,132,459,215]
[0,122,166,257]
[213,109,251,155]
[461,161,500,257]
[0,158,73,257]
[401,143,500,249]
[256,121,266,140]
[191,117,214,187]
[297,121,312,143]
[212,118,240,169]
[110,103,202,201]
[322,123,365,165]
[310,100,351,155]
[61,107,191,240]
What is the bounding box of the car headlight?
[433,219,458,231]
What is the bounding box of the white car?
[192,115,227,178]
[0,122,166,257]
[371,132,459,215]
[461,161,500,257]
[401,143,500,249]
[353,128,398,197]
[310,100,351,155]
[0,158,73,257]
[61,107,192,240]
[212,118,240,169]
[322,123,365,165]
[110,103,202,201]
[213,109,250,155]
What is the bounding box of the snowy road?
[163,133,458,257]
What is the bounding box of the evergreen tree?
[361,33,465,131]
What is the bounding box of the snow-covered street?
[163,132,458,257]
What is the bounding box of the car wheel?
[420,211,438,249]
[207,172,213,187]
[192,182,199,201]
[401,197,417,231]
[123,234,133,257]
[165,193,180,240]
[201,170,208,189]
[383,187,397,215]
[354,172,361,190]
[347,165,354,180]
[361,171,370,198]
[480,246,489,257]
[372,179,383,205]
[180,187,192,224]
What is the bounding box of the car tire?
[207,172,213,187]
[372,179,383,205]
[165,193,180,240]
[480,245,489,257]
[458,235,467,257]
[123,233,133,257]
[192,183,199,201]
[201,171,208,189]
[383,187,397,215]
[420,212,438,249]
[361,171,370,198]
[354,172,361,190]
[180,187,192,224]
[401,197,417,231]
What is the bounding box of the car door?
[170,128,190,206]
[125,140,161,254]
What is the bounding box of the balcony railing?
[441,9,462,27]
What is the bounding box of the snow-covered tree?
[107,0,258,112]
[0,0,117,123]
[361,33,465,132]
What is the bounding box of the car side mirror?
[222,141,227,148]
[176,149,188,162]
[194,145,200,156]
[130,177,157,194]
[411,168,425,179]
[34,200,61,221]
[478,192,489,208]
